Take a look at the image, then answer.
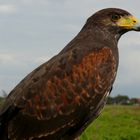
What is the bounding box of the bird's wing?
[0,47,117,139]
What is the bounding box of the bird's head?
[87,8,140,39]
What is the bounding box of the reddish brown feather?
[1,8,134,140]
[2,46,117,140]
[22,47,116,120]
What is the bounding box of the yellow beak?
[117,16,140,31]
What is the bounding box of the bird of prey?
[0,8,140,140]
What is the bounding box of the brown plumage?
[0,8,140,140]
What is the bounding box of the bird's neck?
[80,25,119,48]
[96,26,121,44]
[81,25,119,59]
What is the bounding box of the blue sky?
[0,0,140,97]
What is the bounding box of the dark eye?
[111,14,121,21]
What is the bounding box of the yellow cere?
[117,16,139,29]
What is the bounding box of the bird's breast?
[23,47,118,119]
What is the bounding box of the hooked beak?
[117,16,140,31]
[132,22,140,31]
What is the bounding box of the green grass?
[80,105,140,140]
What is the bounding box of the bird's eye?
[111,14,121,21]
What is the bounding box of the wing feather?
[0,46,117,139]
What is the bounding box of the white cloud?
[0,54,15,64]
[0,4,17,14]
[117,48,140,85]
[21,0,49,5]
[120,32,140,46]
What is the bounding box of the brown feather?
[0,8,139,140]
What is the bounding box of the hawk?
[0,8,140,140]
